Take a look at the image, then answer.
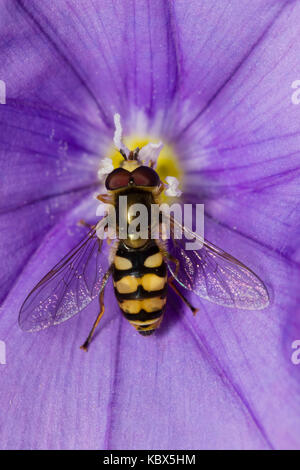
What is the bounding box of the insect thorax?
[114,188,156,249]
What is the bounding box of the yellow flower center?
[109,135,183,187]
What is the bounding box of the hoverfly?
[19,121,269,351]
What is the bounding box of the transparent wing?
[19,226,110,332]
[165,216,269,310]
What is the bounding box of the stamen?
[113,113,130,158]
[107,115,183,201]
[98,157,114,179]
[139,142,163,168]
[165,176,182,197]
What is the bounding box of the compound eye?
[105,168,130,190]
[132,166,160,187]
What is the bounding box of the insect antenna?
[128,147,140,160]
[119,149,128,160]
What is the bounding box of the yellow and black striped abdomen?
[112,241,167,336]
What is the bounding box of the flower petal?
[0,197,117,449]
[171,0,292,136]
[178,1,300,255]
[0,101,106,304]
[0,203,298,449]
[103,220,300,450]
[2,0,179,129]
[0,0,299,451]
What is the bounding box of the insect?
[19,131,269,351]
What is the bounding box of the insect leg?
[165,253,198,316]
[96,194,113,204]
[80,267,112,351]
[156,181,165,195]
[77,220,96,230]
[165,254,180,276]
[168,277,199,316]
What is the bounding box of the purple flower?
[0,0,300,450]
